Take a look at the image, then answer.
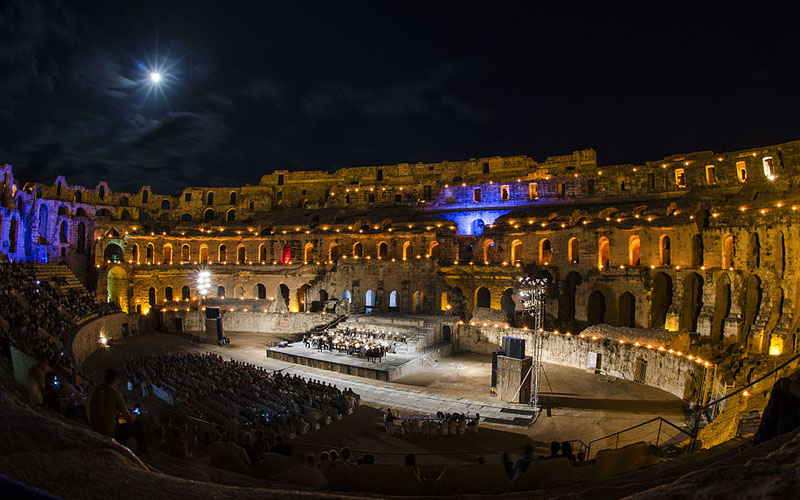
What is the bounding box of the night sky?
[1,1,799,195]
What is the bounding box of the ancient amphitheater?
[1,139,799,498]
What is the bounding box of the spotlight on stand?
[517,275,548,411]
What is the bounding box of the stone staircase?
[32,263,88,294]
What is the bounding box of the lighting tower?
[518,276,548,411]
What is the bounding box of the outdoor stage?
[266,341,452,381]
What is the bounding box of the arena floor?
[83,329,688,452]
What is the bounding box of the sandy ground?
[84,329,688,453]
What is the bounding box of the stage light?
[150,71,162,83]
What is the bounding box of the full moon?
[149,72,162,83]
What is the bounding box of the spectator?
[501,452,514,479]
[26,356,51,405]
[542,440,560,459]
[512,444,535,479]
[90,368,148,454]
[404,453,421,480]
[561,441,575,461]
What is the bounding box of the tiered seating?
[33,263,87,293]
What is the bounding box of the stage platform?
[267,341,452,381]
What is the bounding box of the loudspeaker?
[205,307,220,319]
[502,336,526,359]
[491,350,502,387]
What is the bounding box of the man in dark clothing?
[90,368,148,454]
[754,371,800,445]
[512,444,535,479]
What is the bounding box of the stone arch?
[598,236,610,269]
[255,283,267,300]
[428,240,440,258]
[471,218,485,236]
[378,241,389,259]
[226,209,236,221]
[680,272,704,332]
[107,266,129,311]
[710,274,732,342]
[692,234,704,267]
[539,238,552,265]
[629,235,641,266]
[722,234,734,269]
[353,242,363,258]
[181,213,192,222]
[304,242,314,262]
[161,199,171,210]
[650,272,673,328]
[148,287,156,306]
[365,290,376,312]
[660,235,671,266]
[413,291,424,312]
[37,204,48,236]
[475,286,491,309]
[199,244,209,263]
[258,244,268,263]
[229,191,237,205]
[389,290,398,309]
[162,243,172,264]
[748,232,760,268]
[569,237,580,264]
[483,239,495,263]
[217,286,225,298]
[182,285,190,301]
[587,290,607,325]
[206,191,214,205]
[559,271,583,322]
[103,243,125,263]
[329,242,340,262]
[297,284,312,311]
[403,241,413,260]
[218,244,227,262]
[776,231,786,278]
[59,220,68,243]
[181,244,190,263]
[281,244,291,264]
[278,284,290,307]
[132,243,139,263]
[237,245,246,264]
[165,286,174,302]
[618,292,636,327]
[511,239,523,264]
[145,243,155,264]
[341,289,352,302]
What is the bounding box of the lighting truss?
[518,276,547,410]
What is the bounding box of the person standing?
[90,368,148,454]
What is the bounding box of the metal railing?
[586,417,693,459]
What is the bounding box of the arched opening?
[165,287,173,302]
[650,272,673,328]
[77,222,86,253]
[278,284,290,308]
[229,192,237,205]
[329,243,340,262]
[226,209,236,221]
[259,244,268,263]
[598,237,610,269]
[501,288,515,324]
[539,239,552,265]
[711,274,732,341]
[680,273,704,332]
[568,238,580,264]
[37,204,48,236]
[378,242,389,259]
[132,244,139,264]
[237,245,246,264]
[256,284,267,300]
[297,284,312,312]
[206,192,214,205]
[59,220,68,243]
[148,287,156,306]
[559,271,583,322]
[162,244,172,264]
[741,274,763,346]
[217,286,225,298]
[722,234,735,269]
[483,240,495,263]
[161,199,171,210]
[442,325,451,342]
[413,291,424,312]
[692,234,704,267]
[511,239,523,264]
[281,244,291,264]
[304,242,314,262]
[353,242,363,258]
[181,213,192,222]
[365,290,376,312]
[749,232,760,268]
[218,244,227,263]
[204,209,215,221]
[660,235,671,266]
[341,289,352,302]
[181,244,190,263]
[389,290,398,309]
[587,291,606,325]
[199,245,209,264]
[145,243,155,264]
[629,235,641,266]
[106,266,128,311]
[618,292,636,327]
[471,218,485,236]
[475,287,491,309]
[74,191,82,203]
[428,241,440,258]
[103,243,125,263]
[403,241,413,260]
[182,286,190,301]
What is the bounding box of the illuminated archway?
[629,235,641,266]
[511,239,523,264]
